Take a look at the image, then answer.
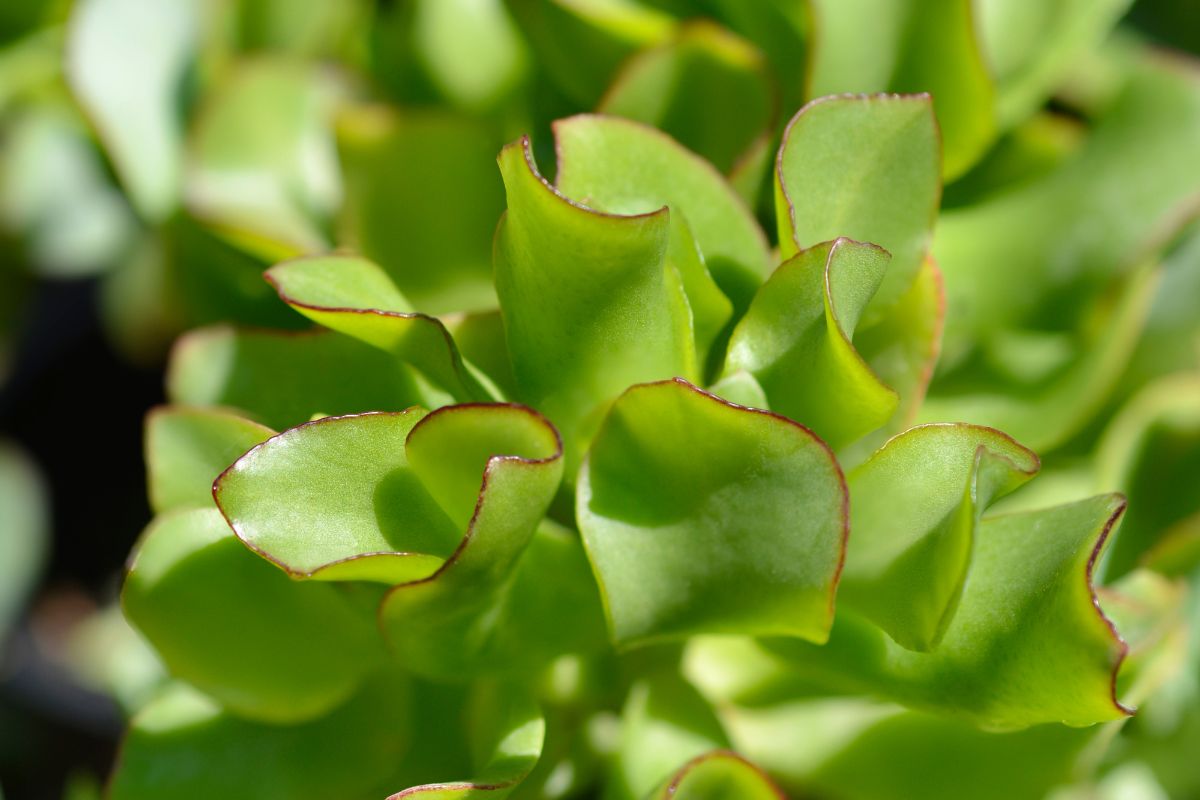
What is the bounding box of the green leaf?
[934,57,1200,356]
[722,238,898,449]
[166,325,428,431]
[122,508,383,722]
[66,0,199,220]
[688,494,1131,729]
[976,0,1132,127]
[505,0,676,106]
[840,424,1040,651]
[214,405,562,586]
[266,255,500,401]
[186,59,346,260]
[494,133,693,467]
[598,21,776,177]
[805,0,993,179]
[386,680,544,798]
[144,406,274,514]
[775,94,940,312]
[920,262,1160,453]
[0,443,47,640]
[577,378,846,647]
[337,108,504,313]
[651,751,784,800]
[411,0,529,112]
[1096,374,1200,579]
[108,673,411,800]
[553,113,770,311]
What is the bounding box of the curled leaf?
[577,377,847,647]
[775,93,941,312]
[723,238,898,449]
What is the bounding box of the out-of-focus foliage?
[0,1,1198,799]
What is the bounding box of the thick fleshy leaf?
[108,674,411,800]
[577,378,846,647]
[386,681,544,799]
[265,255,500,401]
[448,311,519,399]
[214,405,562,585]
[144,406,274,514]
[934,57,1200,357]
[598,20,776,177]
[166,325,427,431]
[505,0,676,106]
[805,0,993,179]
[976,0,1132,127]
[411,0,528,112]
[382,518,606,679]
[494,133,693,466]
[186,59,345,260]
[122,508,382,722]
[337,108,503,313]
[775,94,940,312]
[840,424,1040,651]
[1096,374,1200,579]
[852,256,945,438]
[723,238,898,449]
[688,494,1132,729]
[65,0,199,220]
[920,263,1160,452]
[552,113,769,316]
[651,751,784,800]
[0,443,47,639]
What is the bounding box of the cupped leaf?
[934,57,1200,357]
[652,751,784,800]
[65,0,199,220]
[494,133,693,466]
[723,238,898,449]
[186,58,346,260]
[108,673,411,800]
[166,325,428,430]
[805,0,992,179]
[920,262,1160,453]
[0,443,47,640]
[1096,374,1200,579]
[122,508,382,722]
[775,93,940,312]
[266,255,500,401]
[215,404,563,587]
[840,424,1040,651]
[144,406,274,514]
[337,108,504,313]
[577,378,847,647]
[553,113,771,309]
[386,681,544,799]
[687,494,1131,729]
[598,20,776,178]
[506,0,676,106]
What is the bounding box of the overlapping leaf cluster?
[2,1,1199,799]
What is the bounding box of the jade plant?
[106,87,1199,800]
[1,0,1198,798]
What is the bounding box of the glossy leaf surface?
[841,424,1039,651]
[775,94,940,312]
[723,238,897,449]
[123,508,382,722]
[578,378,846,647]
[266,255,498,401]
